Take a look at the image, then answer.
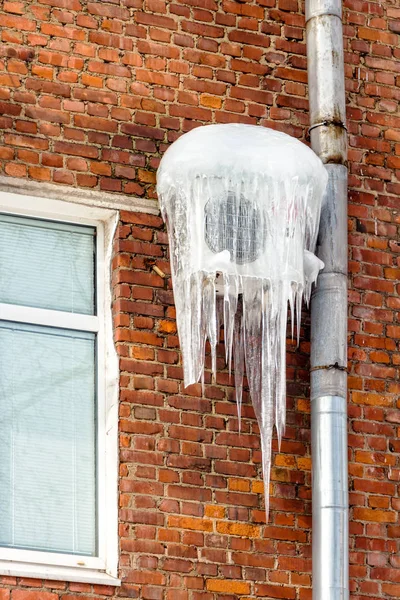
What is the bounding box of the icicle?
[157,124,328,520]
[233,311,244,431]
[223,273,239,374]
[203,274,217,380]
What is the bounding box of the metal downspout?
[306,1,349,599]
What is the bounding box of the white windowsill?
[0,561,121,586]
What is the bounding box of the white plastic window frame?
[0,191,120,586]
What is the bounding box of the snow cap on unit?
[157,123,328,517]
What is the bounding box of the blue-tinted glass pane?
[0,214,95,315]
[0,321,96,556]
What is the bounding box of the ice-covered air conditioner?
[157,123,328,515]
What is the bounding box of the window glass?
[0,214,96,315]
[0,322,96,556]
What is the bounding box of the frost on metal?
[157,124,328,515]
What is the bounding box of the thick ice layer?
[157,124,327,516]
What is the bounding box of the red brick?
[4,163,27,177]
[255,584,296,598]
[11,594,57,600]
[53,141,99,158]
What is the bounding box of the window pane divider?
[0,303,99,333]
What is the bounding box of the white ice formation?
[157,124,328,516]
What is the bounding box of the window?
[0,192,119,585]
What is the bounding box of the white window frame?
[0,191,120,586]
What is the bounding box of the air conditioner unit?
[157,123,328,515]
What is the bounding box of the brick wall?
[0,0,400,599]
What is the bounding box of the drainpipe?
[306,1,349,599]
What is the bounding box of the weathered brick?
[11,594,57,600]
[206,580,250,594]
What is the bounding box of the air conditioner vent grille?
[204,195,265,265]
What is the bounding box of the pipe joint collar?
[311,369,347,400]
[306,0,342,21]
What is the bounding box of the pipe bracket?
[309,120,347,134]
[311,363,348,372]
